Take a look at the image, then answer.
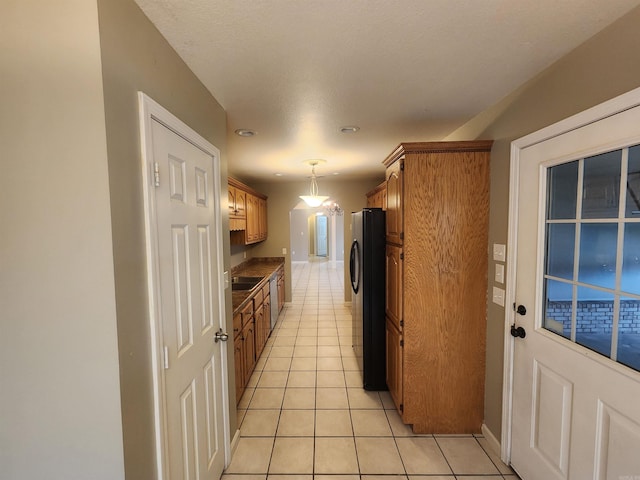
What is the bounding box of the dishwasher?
[269,272,279,330]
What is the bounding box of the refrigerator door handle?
[349,239,360,294]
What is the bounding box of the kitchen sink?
[231,276,263,284]
[230,275,263,291]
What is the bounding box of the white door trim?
[502,85,640,464]
[138,92,231,479]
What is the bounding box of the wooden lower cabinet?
[241,319,255,385]
[235,280,279,404]
[234,335,244,402]
[277,267,285,312]
[385,317,403,412]
[235,302,256,404]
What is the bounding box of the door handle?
[214,328,229,343]
[510,325,526,338]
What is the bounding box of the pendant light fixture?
[299,160,329,207]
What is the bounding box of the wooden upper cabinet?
[385,159,403,245]
[258,197,267,241]
[366,181,387,210]
[229,184,246,219]
[229,177,268,245]
[245,194,260,242]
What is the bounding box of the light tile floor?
[224,259,519,480]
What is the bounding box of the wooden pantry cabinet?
[384,141,492,434]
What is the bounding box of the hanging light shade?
[300,160,329,207]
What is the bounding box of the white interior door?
[510,99,640,480]
[142,96,228,480]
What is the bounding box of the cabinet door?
[242,319,256,382]
[254,305,264,358]
[235,188,246,218]
[385,160,403,244]
[234,335,244,404]
[386,317,403,414]
[232,312,242,339]
[229,186,237,216]
[385,244,403,330]
[263,294,271,336]
[245,194,259,243]
[277,268,285,312]
[258,198,267,240]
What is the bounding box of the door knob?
[516,304,527,315]
[510,325,526,338]
[214,328,229,343]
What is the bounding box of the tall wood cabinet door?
[385,244,403,330]
[386,317,403,413]
[385,160,403,244]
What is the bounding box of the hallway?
[224,260,517,480]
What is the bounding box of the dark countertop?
[231,257,284,314]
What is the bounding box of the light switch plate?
[223,271,229,289]
[282,247,287,255]
[495,264,505,284]
[492,286,505,307]
[493,243,506,262]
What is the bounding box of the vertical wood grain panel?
[401,145,490,433]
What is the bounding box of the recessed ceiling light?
[274,173,283,177]
[340,126,360,133]
[235,129,256,137]
[333,172,340,175]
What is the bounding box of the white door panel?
[510,101,640,480]
[151,117,226,480]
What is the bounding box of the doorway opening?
[289,200,344,264]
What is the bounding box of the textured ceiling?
[134,0,640,183]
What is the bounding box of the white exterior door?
[509,96,640,480]
[140,94,228,480]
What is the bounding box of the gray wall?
[445,4,640,440]
[0,2,125,479]
[96,0,232,477]
[291,209,311,261]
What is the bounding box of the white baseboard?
[481,423,501,456]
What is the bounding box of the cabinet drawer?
[262,283,270,300]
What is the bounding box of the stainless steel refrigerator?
[349,208,386,390]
